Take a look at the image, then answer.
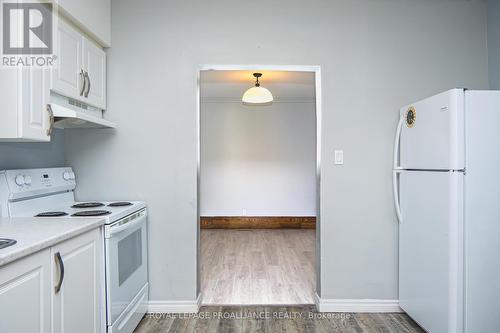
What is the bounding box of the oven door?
[105,208,148,325]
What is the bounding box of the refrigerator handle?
[393,115,404,170]
[393,115,404,223]
[393,170,403,223]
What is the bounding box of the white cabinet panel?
[51,19,83,100]
[51,228,102,333]
[83,39,106,109]
[51,18,106,109]
[0,249,51,333]
[20,67,51,141]
[0,67,51,142]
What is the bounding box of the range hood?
[50,103,116,129]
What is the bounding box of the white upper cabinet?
[52,19,83,100]
[83,39,107,109]
[0,2,109,142]
[56,0,111,47]
[0,67,52,142]
[52,18,107,109]
[20,68,52,141]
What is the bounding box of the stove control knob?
[15,174,25,186]
[63,171,71,181]
[69,172,75,180]
[23,175,32,185]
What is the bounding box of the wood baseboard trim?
[200,216,316,229]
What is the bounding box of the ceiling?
[200,70,316,100]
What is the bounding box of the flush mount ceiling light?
[242,73,273,106]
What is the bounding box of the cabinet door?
[51,19,83,100]
[83,38,106,109]
[52,228,103,333]
[19,67,51,141]
[0,249,51,333]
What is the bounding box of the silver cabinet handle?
[54,252,64,293]
[84,71,90,98]
[79,69,86,96]
[46,104,54,136]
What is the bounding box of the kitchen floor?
[134,305,425,333]
[201,229,316,305]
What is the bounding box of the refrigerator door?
[399,89,465,170]
[399,170,463,333]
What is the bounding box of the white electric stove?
[0,167,148,333]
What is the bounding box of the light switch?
[334,150,344,165]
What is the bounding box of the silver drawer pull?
[84,71,90,97]
[54,252,64,293]
[79,69,86,96]
[46,104,54,136]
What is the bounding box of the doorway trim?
[196,64,322,308]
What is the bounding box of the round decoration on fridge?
[406,106,416,128]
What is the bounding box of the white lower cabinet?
[0,228,103,333]
[0,249,52,333]
[51,228,103,333]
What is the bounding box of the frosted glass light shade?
[242,86,274,105]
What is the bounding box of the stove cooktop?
[30,201,146,223]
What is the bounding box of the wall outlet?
[334,150,344,165]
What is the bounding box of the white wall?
[200,100,316,216]
[65,0,489,304]
[487,0,500,89]
[0,130,66,170]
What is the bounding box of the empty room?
[199,69,318,305]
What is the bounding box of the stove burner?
[35,212,69,217]
[72,202,104,208]
[71,210,112,217]
[107,202,133,207]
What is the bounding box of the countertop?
[0,217,106,267]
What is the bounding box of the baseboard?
[200,216,316,229]
[314,293,402,313]
[148,294,201,313]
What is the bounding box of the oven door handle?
[107,212,146,237]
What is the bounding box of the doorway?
[196,65,322,306]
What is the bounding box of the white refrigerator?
[393,89,500,333]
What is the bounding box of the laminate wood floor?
[200,229,316,305]
[135,305,425,333]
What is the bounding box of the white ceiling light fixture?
[242,73,273,106]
